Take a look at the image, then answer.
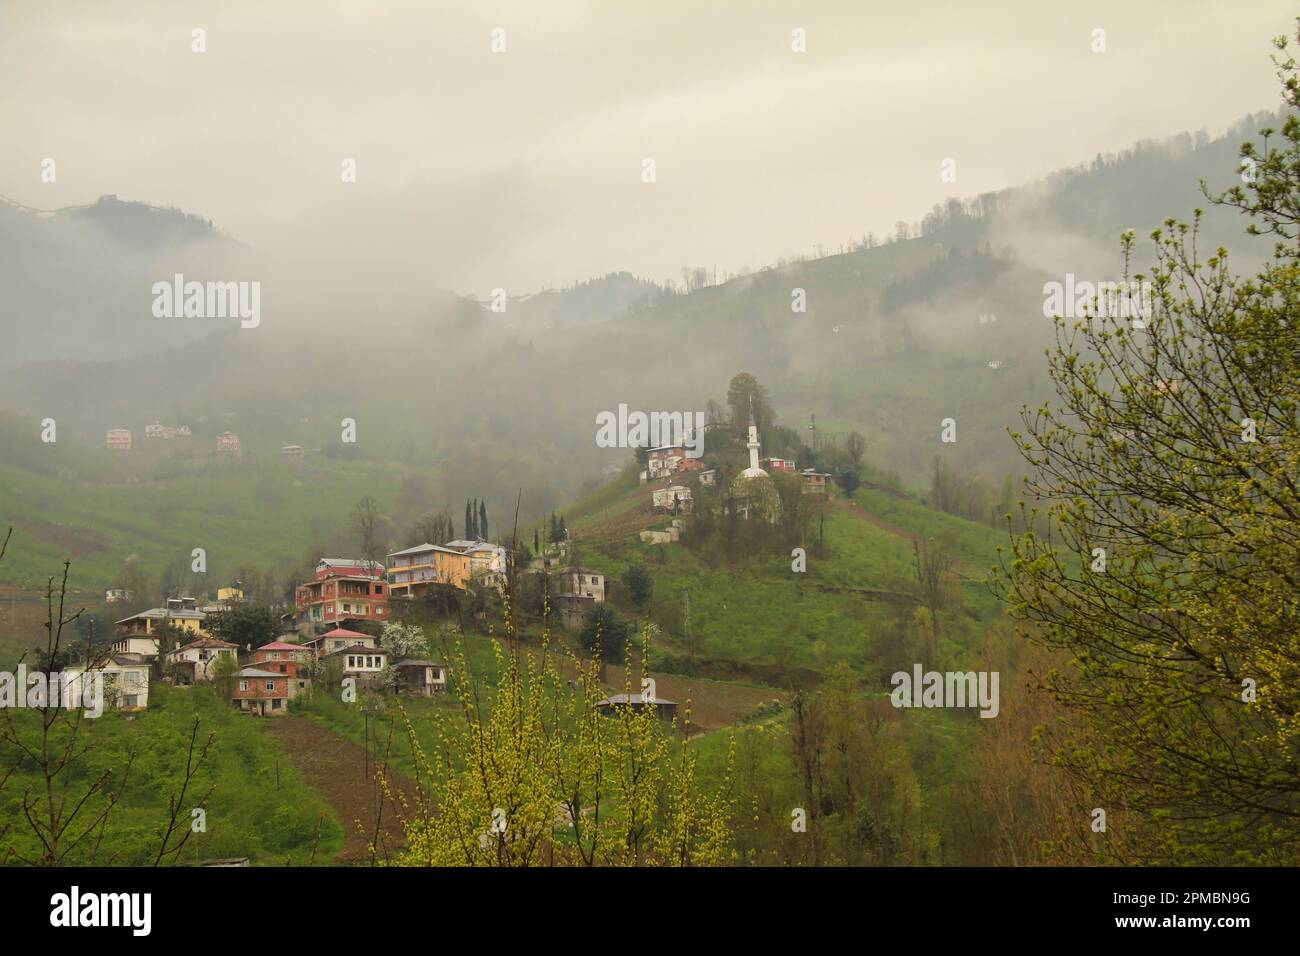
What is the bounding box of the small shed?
[595,692,677,722]
[393,659,448,696]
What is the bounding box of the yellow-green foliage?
[391,615,733,866]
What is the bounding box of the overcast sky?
[2,0,1295,297]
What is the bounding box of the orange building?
[295,566,388,632]
[386,543,473,598]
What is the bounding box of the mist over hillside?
[0,108,1284,523]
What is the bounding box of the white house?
[327,643,388,682]
[557,568,605,603]
[652,484,692,513]
[303,627,378,657]
[64,654,151,712]
[167,637,239,683]
[646,445,685,480]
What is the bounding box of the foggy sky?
[1,0,1294,298]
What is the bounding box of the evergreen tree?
[479,500,488,540]
[465,499,473,540]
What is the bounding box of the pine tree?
[479,500,488,540]
[465,500,473,540]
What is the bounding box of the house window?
[265,681,275,691]
[271,699,282,710]
[239,680,248,691]
[348,656,356,668]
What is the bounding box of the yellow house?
[386,543,473,597]
[113,604,208,657]
[217,586,245,603]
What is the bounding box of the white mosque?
[727,416,779,520]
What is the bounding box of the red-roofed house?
[249,641,314,698]
[302,627,378,658]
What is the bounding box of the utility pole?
[683,588,693,668]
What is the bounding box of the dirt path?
[264,715,421,865]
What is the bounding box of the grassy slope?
[0,684,345,865]
[0,458,403,590]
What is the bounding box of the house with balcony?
[295,562,388,632]
[646,445,686,480]
[167,637,239,684]
[386,543,472,598]
[762,457,797,474]
[249,641,313,698]
[301,627,378,658]
[64,653,151,712]
[444,540,509,590]
[113,600,208,658]
[393,659,448,697]
[800,469,832,497]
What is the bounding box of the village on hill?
[67,376,850,733]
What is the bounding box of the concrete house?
[800,469,832,497]
[106,428,132,450]
[302,627,378,657]
[167,637,239,684]
[386,543,473,597]
[328,644,388,684]
[393,659,448,697]
[646,445,686,480]
[65,653,151,712]
[112,601,208,658]
[233,668,289,716]
[295,561,389,632]
[652,484,692,513]
[249,641,313,698]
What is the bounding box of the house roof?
[256,641,308,652]
[320,627,373,640]
[115,608,206,624]
[326,644,388,657]
[237,668,287,679]
[172,637,238,652]
[73,652,151,671]
[444,540,502,554]
[387,542,464,558]
[393,658,442,668]
[317,558,383,573]
[597,693,677,706]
